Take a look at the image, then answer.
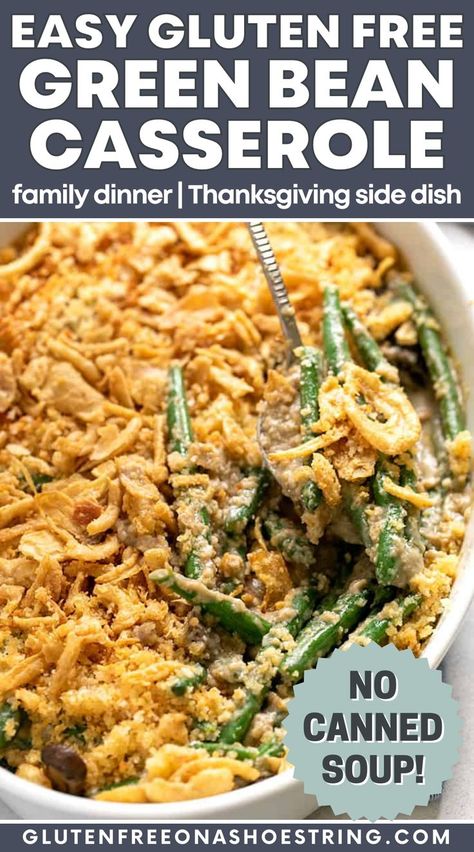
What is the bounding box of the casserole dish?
[0,220,472,819]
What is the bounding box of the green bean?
[64,724,87,745]
[342,303,395,377]
[286,586,319,636]
[348,593,422,647]
[184,553,203,580]
[191,740,284,761]
[375,460,427,586]
[371,584,398,610]
[219,693,268,746]
[300,482,322,513]
[258,739,286,757]
[262,511,316,568]
[192,719,219,739]
[323,291,391,561]
[167,364,194,456]
[323,284,351,376]
[395,282,465,440]
[18,472,54,495]
[166,367,214,580]
[32,473,53,490]
[219,586,317,744]
[183,506,212,580]
[225,469,269,535]
[257,740,286,758]
[171,664,206,696]
[299,347,323,436]
[0,703,22,749]
[280,584,374,681]
[99,776,140,792]
[298,346,323,511]
[341,482,372,550]
[430,412,450,485]
[373,465,407,585]
[338,307,402,570]
[399,467,425,554]
[339,306,422,578]
[151,569,271,645]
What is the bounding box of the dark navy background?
[0,1,473,218]
[7,822,471,850]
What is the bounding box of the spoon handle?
[248,221,302,355]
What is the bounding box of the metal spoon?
[248,220,303,482]
[248,221,302,363]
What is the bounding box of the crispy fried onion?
[0,353,16,412]
[342,364,421,455]
[95,744,260,803]
[324,428,377,482]
[268,424,349,463]
[311,454,341,507]
[0,223,52,280]
[447,430,472,480]
[248,549,291,610]
[382,477,435,509]
[0,653,46,698]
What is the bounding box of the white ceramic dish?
[0,221,472,820]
